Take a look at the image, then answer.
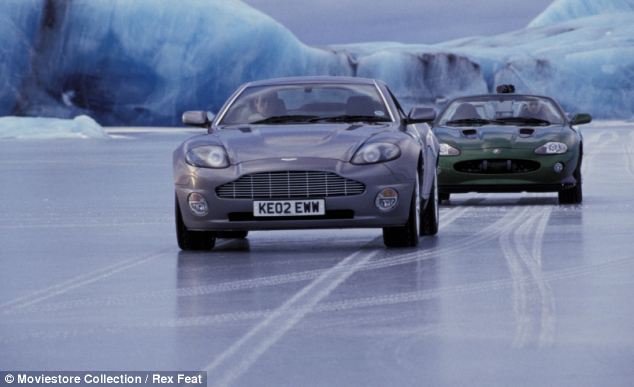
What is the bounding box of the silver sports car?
[173,76,440,249]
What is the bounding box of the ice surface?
[2,0,633,126]
[0,115,107,140]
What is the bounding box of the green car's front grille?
[455,159,541,174]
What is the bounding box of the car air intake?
[454,159,540,174]
[216,171,366,199]
[519,128,535,137]
[462,129,478,138]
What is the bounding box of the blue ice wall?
[0,0,43,115]
[15,0,351,125]
[2,0,634,124]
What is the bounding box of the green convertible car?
[432,85,591,204]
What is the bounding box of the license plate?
[253,199,325,217]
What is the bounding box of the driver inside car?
[519,100,557,122]
[248,91,286,122]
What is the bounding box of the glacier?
[0,115,107,140]
[0,0,42,116]
[1,0,633,127]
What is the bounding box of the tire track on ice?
[5,203,480,315]
[582,128,619,176]
[1,254,632,345]
[499,206,555,348]
[201,245,380,387]
[0,248,175,313]
[624,130,634,178]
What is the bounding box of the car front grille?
[216,171,366,199]
[454,159,540,174]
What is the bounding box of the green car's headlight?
[439,143,460,156]
[535,142,568,155]
[186,145,229,168]
[352,142,401,164]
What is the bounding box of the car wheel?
[383,174,420,248]
[421,172,439,236]
[439,192,450,203]
[175,195,216,250]
[558,167,583,204]
[216,231,248,239]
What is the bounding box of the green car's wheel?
[558,166,583,204]
[175,195,216,251]
[421,173,439,236]
[383,174,420,248]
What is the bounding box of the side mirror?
[570,113,592,125]
[405,106,436,124]
[182,111,215,128]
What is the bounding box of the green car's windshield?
[219,83,392,125]
[438,96,564,127]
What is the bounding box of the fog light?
[188,192,208,216]
[553,162,564,173]
[376,188,398,212]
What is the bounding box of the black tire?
[439,192,450,203]
[216,231,248,239]
[175,195,216,251]
[558,166,583,204]
[383,174,420,248]
[421,172,439,236]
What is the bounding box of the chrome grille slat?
[216,171,365,199]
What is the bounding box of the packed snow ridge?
[1,0,633,126]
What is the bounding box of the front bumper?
[437,148,580,193]
[174,157,415,231]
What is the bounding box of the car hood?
[213,124,393,163]
[434,124,568,150]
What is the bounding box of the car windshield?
[219,83,392,125]
[438,96,564,127]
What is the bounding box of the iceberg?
[14,0,351,126]
[2,0,633,126]
[529,0,634,28]
[0,115,107,140]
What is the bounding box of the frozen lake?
[1,122,633,386]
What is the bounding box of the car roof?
[245,76,380,87]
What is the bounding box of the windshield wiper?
[496,117,552,126]
[310,115,391,123]
[445,118,494,126]
[250,115,320,124]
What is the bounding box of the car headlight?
[185,145,229,168]
[351,142,401,164]
[439,143,460,156]
[535,142,568,155]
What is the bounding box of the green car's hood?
[434,124,568,150]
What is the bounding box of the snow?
[0,116,108,140]
[2,0,633,127]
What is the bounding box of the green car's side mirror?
[570,113,592,125]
